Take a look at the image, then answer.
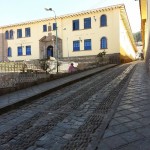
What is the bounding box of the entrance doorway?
[47,45,53,58]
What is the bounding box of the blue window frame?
[84,17,91,29]
[8,47,12,57]
[17,29,22,38]
[25,28,31,37]
[26,46,31,55]
[100,15,107,27]
[10,30,13,39]
[53,23,57,30]
[101,37,107,49]
[18,46,23,56]
[73,40,80,51]
[43,25,47,32]
[73,19,79,30]
[5,31,9,39]
[84,39,91,50]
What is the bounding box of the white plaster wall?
[119,17,136,59]
[62,9,120,58]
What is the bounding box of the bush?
[97,51,106,58]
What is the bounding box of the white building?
[0,4,137,63]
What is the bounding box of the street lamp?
[45,8,58,73]
[63,28,69,60]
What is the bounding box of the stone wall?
[60,53,121,64]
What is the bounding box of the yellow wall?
[0,29,3,61]
[140,0,150,59]
[62,9,120,58]
[140,0,147,19]
[119,17,136,61]
[144,0,150,57]
[1,19,62,61]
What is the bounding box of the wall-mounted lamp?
[21,44,24,48]
[93,16,96,22]
[79,37,82,42]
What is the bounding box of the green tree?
[133,31,142,42]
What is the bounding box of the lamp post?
[63,28,69,60]
[45,8,58,73]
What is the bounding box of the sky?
[0,0,141,33]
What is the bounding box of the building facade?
[0,4,136,63]
[139,0,150,71]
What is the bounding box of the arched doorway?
[47,45,53,58]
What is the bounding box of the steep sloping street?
[0,62,141,150]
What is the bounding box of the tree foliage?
[97,50,106,58]
[133,31,142,42]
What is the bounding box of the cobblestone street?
[98,62,150,150]
[1,62,149,150]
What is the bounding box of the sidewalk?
[0,64,116,115]
[98,62,150,150]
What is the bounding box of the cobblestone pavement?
[0,64,116,114]
[0,62,137,150]
[98,62,150,150]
